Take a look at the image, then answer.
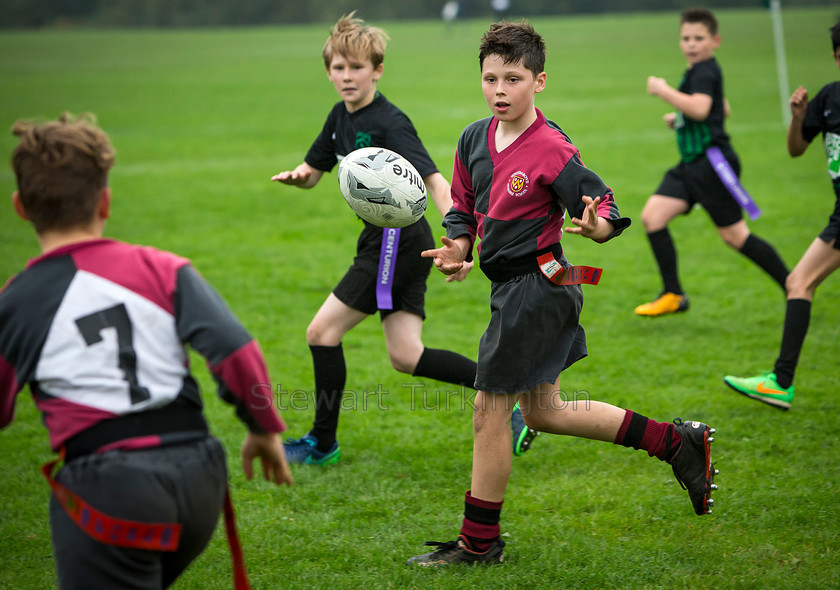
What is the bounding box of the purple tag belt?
[376,228,400,310]
[706,146,762,220]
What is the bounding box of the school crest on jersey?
[507,170,529,197]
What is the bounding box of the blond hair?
[11,112,115,233]
[322,11,389,69]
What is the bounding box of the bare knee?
[306,318,338,347]
[639,202,663,233]
[785,269,816,300]
[388,351,417,374]
[718,222,750,250]
[472,399,510,435]
[721,232,746,249]
[519,406,551,432]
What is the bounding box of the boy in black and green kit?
[635,7,788,317]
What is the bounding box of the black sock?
[739,234,789,290]
[309,344,346,452]
[773,299,811,389]
[647,228,683,294]
[412,347,477,388]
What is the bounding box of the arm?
[424,172,474,281]
[648,76,713,122]
[0,354,20,430]
[175,265,292,486]
[425,172,453,218]
[787,86,810,158]
[270,161,324,189]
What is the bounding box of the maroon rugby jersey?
[444,109,630,279]
[0,239,285,453]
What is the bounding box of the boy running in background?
[635,7,788,317]
[409,21,717,566]
[724,20,840,409]
[0,113,293,589]
[271,12,536,465]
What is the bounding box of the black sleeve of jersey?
[174,265,265,432]
[0,257,75,393]
[175,265,252,363]
[384,112,439,179]
[552,155,631,242]
[0,257,76,428]
[687,60,719,98]
[801,83,835,143]
[304,103,342,173]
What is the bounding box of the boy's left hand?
[445,259,474,282]
[567,195,611,241]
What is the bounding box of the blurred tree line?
[0,0,833,29]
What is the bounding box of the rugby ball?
[338,147,427,228]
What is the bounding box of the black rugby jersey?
[802,81,840,180]
[305,92,438,180]
[675,57,732,162]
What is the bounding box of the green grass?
[1,8,839,589]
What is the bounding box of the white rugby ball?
[338,147,427,228]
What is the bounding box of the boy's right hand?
[271,167,312,186]
[789,86,809,119]
[241,432,294,487]
[422,235,468,276]
[270,162,322,188]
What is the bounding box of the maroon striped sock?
[459,490,503,552]
[614,410,681,461]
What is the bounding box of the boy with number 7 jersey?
[0,112,292,589]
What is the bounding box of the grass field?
[1,7,839,589]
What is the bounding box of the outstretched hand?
[270,167,312,186]
[421,235,467,276]
[241,432,294,487]
[566,195,603,238]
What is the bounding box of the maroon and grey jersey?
[0,239,285,453]
[444,109,630,280]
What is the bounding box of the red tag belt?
[43,453,251,589]
[537,252,602,286]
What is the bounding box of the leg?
[469,391,518,502]
[384,311,478,385]
[406,390,516,566]
[636,195,692,316]
[286,294,368,461]
[775,237,840,384]
[381,310,425,374]
[306,293,368,347]
[725,237,840,404]
[640,194,691,233]
[785,237,840,301]
[517,381,625,441]
[520,378,716,516]
[719,221,789,290]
